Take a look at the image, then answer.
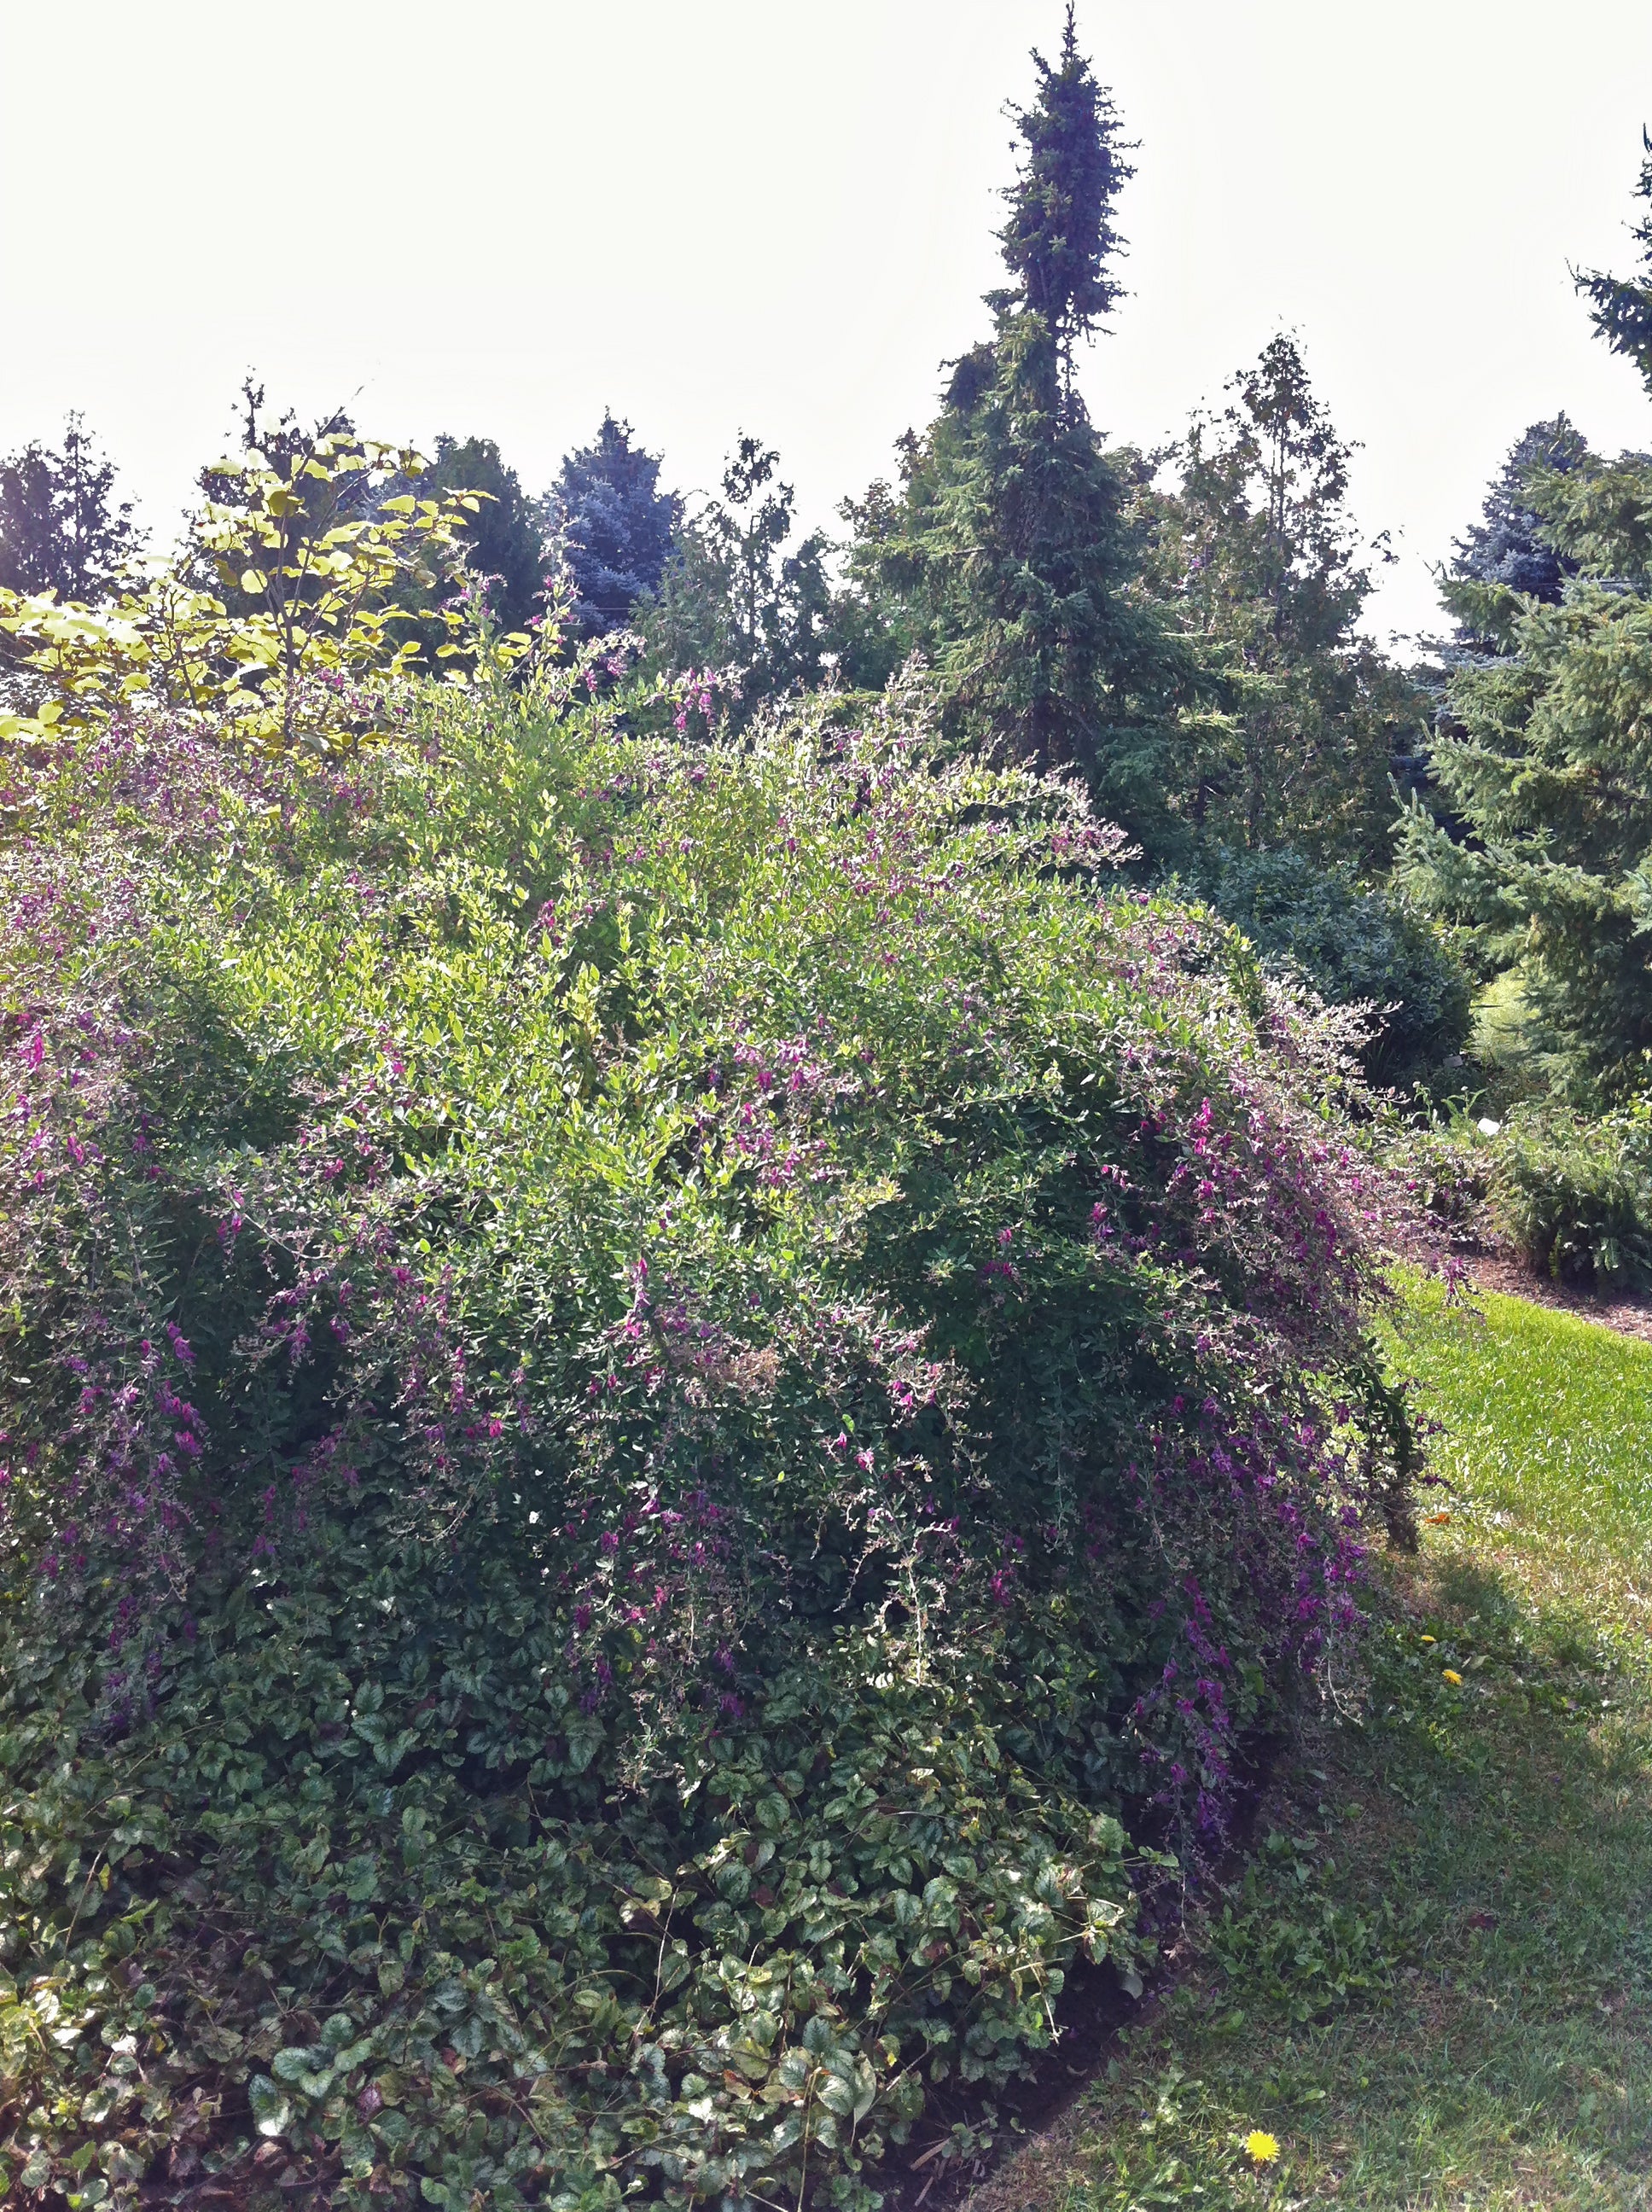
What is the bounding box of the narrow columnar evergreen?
[853,19,1198,854]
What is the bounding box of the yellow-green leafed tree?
[0,431,503,753]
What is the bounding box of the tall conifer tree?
[1451,416,1589,612]
[1144,334,1416,863]
[991,5,1132,382]
[1398,147,1652,1091]
[854,10,1195,853]
[553,414,679,640]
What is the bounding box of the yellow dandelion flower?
[1245,2130,1281,2164]
[1442,1668,1463,1685]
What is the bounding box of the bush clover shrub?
[0,662,1412,2207]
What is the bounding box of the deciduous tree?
[638,434,831,708]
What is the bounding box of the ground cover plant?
[967,1277,1652,2210]
[0,633,1415,2207]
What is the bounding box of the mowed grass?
[963,1278,1652,2211]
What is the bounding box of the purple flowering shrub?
[0,667,1411,2208]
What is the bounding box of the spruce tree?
[1450,416,1589,609]
[1397,148,1652,1092]
[853,11,1195,853]
[552,413,678,639]
[1578,129,1652,393]
[991,3,1132,383]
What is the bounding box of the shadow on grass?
[954,1278,1652,2210]
[965,1549,1652,2212]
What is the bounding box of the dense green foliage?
[862,329,1195,853]
[0,438,482,751]
[1489,1102,1652,1288]
[14,27,1652,2212]
[1144,336,1419,869]
[1200,848,1470,1087]
[420,436,548,642]
[637,436,831,709]
[1399,494,1652,1091]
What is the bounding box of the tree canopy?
[1450,415,1590,611]
[423,434,546,639]
[637,434,832,708]
[1577,129,1652,394]
[1145,334,1416,864]
[991,4,1134,381]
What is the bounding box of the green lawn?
[964,1278,1652,2211]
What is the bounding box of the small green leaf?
[248,2073,293,2138]
[344,1853,380,1902]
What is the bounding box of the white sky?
[3,0,1651,645]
